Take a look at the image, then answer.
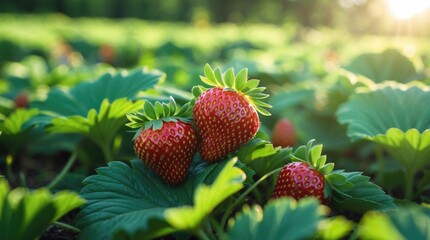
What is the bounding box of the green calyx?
[126,96,192,131]
[193,64,272,116]
[290,139,334,176]
[290,139,335,199]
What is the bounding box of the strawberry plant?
[0,15,430,239]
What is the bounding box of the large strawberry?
[193,64,271,162]
[271,140,333,204]
[126,97,197,184]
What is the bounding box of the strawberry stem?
[220,166,284,228]
[47,151,78,190]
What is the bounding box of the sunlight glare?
[386,0,430,20]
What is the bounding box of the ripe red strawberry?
[126,97,197,184]
[271,140,333,204]
[271,162,325,202]
[272,118,296,148]
[193,64,271,162]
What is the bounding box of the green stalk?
[47,152,77,190]
[53,221,81,233]
[404,169,415,200]
[100,142,114,162]
[197,229,211,240]
[220,167,283,228]
[6,155,13,183]
[375,145,385,186]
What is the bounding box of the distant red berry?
[99,44,115,64]
[271,162,327,203]
[14,93,29,108]
[272,118,296,148]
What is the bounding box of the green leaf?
[345,49,417,83]
[0,178,84,240]
[329,170,396,213]
[359,206,430,240]
[164,158,245,231]
[226,198,324,240]
[32,67,163,117]
[316,216,354,240]
[76,159,242,240]
[0,109,38,135]
[234,138,292,176]
[48,98,143,149]
[337,82,430,142]
[371,128,430,178]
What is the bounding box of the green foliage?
[337,82,430,142]
[76,159,244,239]
[226,198,324,240]
[328,170,396,213]
[359,206,430,240]
[316,216,354,240]
[337,82,430,199]
[345,49,417,83]
[0,108,38,135]
[371,128,430,179]
[47,98,143,149]
[234,138,292,176]
[164,158,244,231]
[0,178,85,240]
[32,67,164,117]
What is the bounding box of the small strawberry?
[126,97,197,184]
[14,92,29,108]
[271,162,325,201]
[272,118,296,148]
[192,64,271,162]
[271,140,333,204]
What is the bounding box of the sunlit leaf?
[329,170,396,213]
[47,98,143,148]
[0,109,38,135]
[316,216,354,240]
[337,82,430,142]
[76,159,242,240]
[164,158,244,231]
[226,198,324,240]
[0,178,84,240]
[359,206,430,240]
[32,67,164,117]
[371,128,430,177]
[345,49,417,83]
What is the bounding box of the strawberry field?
[1,11,430,240]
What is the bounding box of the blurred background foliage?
[0,0,429,36]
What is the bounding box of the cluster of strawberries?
[127,64,328,203]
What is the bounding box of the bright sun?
[386,0,430,20]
